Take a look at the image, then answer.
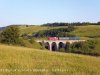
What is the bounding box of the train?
[48,37,80,41]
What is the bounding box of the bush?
[0,26,20,45]
[69,40,97,55]
[67,26,75,32]
[34,27,75,37]
[65,42,71,52]
[20,39,33,48]
[29,38,36,44]
[0,33,2,43]
[29,38,43,49]
[18,38,42,49]
[21,33,29,40]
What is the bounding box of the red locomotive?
[48,37,58,41]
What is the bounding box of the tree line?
[42,22,100,27]
[32,26,75,37]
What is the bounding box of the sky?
[0,0,100,27]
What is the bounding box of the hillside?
[13,25,100,55]
[1,25,100,38]
[19,25,67,35]
[0,44,100,75]
[19,25,100,37]
[71,25,100,38]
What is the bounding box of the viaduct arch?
[59,42,65,49]
[52,42,58,51]
[36,40,85,51]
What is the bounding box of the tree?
[65,42,71,52]
[97,22,100,24]
[0,33,2,42]
[1,26,20,44]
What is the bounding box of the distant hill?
[0,27,5,31]
[18,25,100,38]
[1,24,100,37]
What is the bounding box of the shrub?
[69,40,97,55]
[65,42,71,52]
[21,33,29,40]
[29,38,43,49]
[0,26,20,45]
[67,26,75,32]
[34,27,75,37]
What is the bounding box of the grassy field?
[19,25,68,35]
[19,25,100,42]
[71,25,100,37]
[0,44,100,75]
[19,25,100,37]
[19,25,48,35]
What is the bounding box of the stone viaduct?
[36,40,85,51]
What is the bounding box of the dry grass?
[0,44,100,75]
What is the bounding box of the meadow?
[19,25,67,35]
[0,44,100,75]
[71,25,100,37]
[19,25,100,37]
[0,25,100,75]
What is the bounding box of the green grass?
[0,44,100,75]
[19,25,48,35]
[71,25,100,37]
[19,25,68,35]
[71,25,100,53]
[19,25,100,40]
[19,25,100,53]
[19,25,100,41]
